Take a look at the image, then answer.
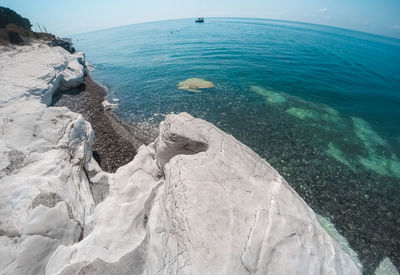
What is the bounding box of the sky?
[2,0,400,38]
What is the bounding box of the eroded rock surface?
[0,43,109,275]
[47,113,361,275]
[0,43,85,105]
[1,43,362,275]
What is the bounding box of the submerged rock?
[177,78,214,92]
[250,85,286,104]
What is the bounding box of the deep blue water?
[72,18,400,273]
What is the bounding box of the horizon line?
[67,16,400,42]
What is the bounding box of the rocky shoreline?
[52,75,156,172]
[2,42,393,275]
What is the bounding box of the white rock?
[0,44,100,275]
[47,113,362,275]
[102,100,118,111]
[0,99,98,274]
[0,43,86,106]
[59,59,85,90]
[0,235,59,275]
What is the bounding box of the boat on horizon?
[195,17,204,23]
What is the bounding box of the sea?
[71,18,400,273]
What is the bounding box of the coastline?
[0,4,398,270]
[52,75,157,172]
[0,42,369,274]
[70,19,400,273]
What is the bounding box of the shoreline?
[0,5,392,270]
[52,75,157,173]
[53,59,395,274]
[0,41,391,275]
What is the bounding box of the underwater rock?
[352,117,400,178]
[326,142,357,171]
[250,85,286,104]
[286,107,319,120]
[177,78,214,92]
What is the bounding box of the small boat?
[195,18,204,23]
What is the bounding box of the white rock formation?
[1,43,363,275]
[0,44,86,106]
[0,43,109,275]
[46,112,362,275]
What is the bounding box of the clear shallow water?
[72,18,400,273]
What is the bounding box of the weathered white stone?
[59,59,85,90]
[0,235,60,275]
[0,43,85,106]
[47,113,362,275]
[1,43,362,275]
[0,99,99,274]
[0,44,98,275]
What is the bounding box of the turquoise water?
[72,18,400,273]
